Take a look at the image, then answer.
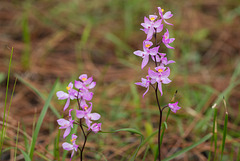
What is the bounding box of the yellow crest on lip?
[161,9,164,12]
[82,77,87,81]
[71,138,76,143]
[66,86,71,90]
[150,17,155,21]
[158,69,163,73]
[145,44,150,48]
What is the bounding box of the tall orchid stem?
[153,28,162,161]
[155,85,162,161]
[77,92,87,161]
[158,108,163,161]
[80,131,91,161]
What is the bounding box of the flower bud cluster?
[56,74,101,160]
[134,7,180,113]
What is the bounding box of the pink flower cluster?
[134,7,180,113]
[56,74,101,160]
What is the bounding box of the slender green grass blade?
[163,133,212,161]
[19,149,31,161]
[237,147,240,161]
[221,112,228,160]
[100,128,144,161]
[160,108,171,146]
[208,104,217,161]
[144,122,154,152]
[115,128,143,161]
[35,151,52,161]
[3,78,18,138]
[154,146,158,161]
[142,145,150,161]
[14,122,20,161]
[22,123,29,153]
[28,79,58,159]
[1,77,18,156]
[234,104,240,125]
[90,149,108,161]
[213,117,218,161]
[230,61,240,83]
[105,33,133,54]
[15,74,61,118]
[0,47,13,156]
[0,73,6,83]
[30,107,38,155]
[3,147,31,161]
[54,128,61,161]
[130,83,140,116]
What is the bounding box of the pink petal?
[76,110,85,118]
[62,142,73,151]
[158,83,163,96]
[164,20,173,26]
[156,24,163,33]
[146,27,154,40]
[163,11,173,19]
[84,91,93,101]
[141,56,149,69]
[85,119,92,128]
[88,82,96,89]
[165,44,174,49]
[143,86,149,98]
[63,98,70,111]
[56,91,69,100]
[89,113,101,120]
[57,119,69,126]
[169,38,175,43]
[69,109,73,117]
[68,82,73,89]
[74,80,83,89]
[63,127,71,138]
[133,50,143,57]
[85,77,93,84]
[153,19,161,28]
[162,78,171,84]
[70,150,75,161]
[79,74,87,80]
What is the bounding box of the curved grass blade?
[3,147,31,161]
[0,47,13,156]
[14,122,20,161]
[220,113,228,160]
[54,129,61,161]
[142,145,150,161]
[28,79,58,159]
[19,149,31,161]
[15,74,60,118]
[221,98,228,160]
[115,128,143,161]
[208,104,218,161]
[163,133,212,161]
[100,128,144,161]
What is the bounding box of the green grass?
[0,48,14,156]
[28,79,58,159]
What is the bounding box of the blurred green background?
[0,0,240,160]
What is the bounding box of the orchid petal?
[63,98,70,111]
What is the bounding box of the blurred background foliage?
[0,0,240,160]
